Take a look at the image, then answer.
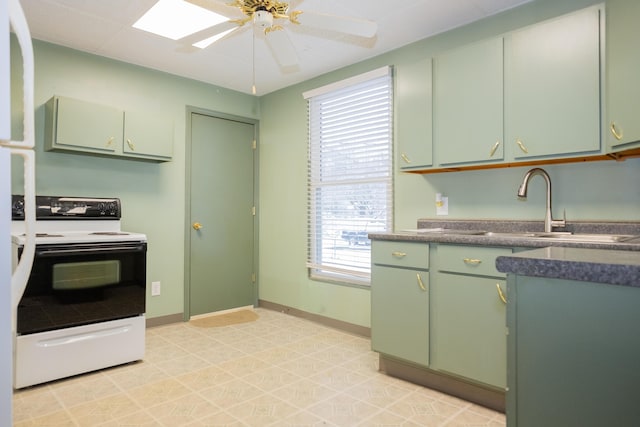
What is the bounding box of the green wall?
[10,39,259,320]
[10,0,640,328]
[258,0,640,328]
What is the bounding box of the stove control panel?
[12,195,121,220]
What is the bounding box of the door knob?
[192,222,203,230]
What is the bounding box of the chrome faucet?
[517,168,566,233]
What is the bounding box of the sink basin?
[527,232,639,243]
[485,231,639,243]
[407,229,640,243]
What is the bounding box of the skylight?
[133,0,228,41]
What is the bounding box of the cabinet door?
[434,38,504,166]
[606,0,640,149]
[123,111,173,160]
[505,7,601,159]
[431,272,507,388]
[396,58,432,170]
[51,96,122,153]
[508,276,640,427]
[371,265,429,366]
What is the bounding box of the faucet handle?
[551,209,567,229]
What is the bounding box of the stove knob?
[12,199,25,217]
[108,202,118,215]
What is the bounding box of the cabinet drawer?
[438,245,511,277]
[372,241,429,269]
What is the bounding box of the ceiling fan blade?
[178,20,239,46]
[295,11,377,38]
[185,0,245,19]
[265,29,299,68]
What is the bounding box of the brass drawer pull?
[127,138,135,151]
[463,258,482,265]
[106,136,115,147]
[610,122,623,141]
[496,283,507,304]
[516,139,529,154]
[400,153,411,164]
[417,273,426,291]
[489,140,500,157]
[392,251,407,258]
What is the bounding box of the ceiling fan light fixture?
[253,10,273,28]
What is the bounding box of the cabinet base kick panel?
[380,355,505,413]
[14,316,145,389]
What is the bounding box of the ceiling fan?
[182,0,378,68]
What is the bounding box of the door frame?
[184,106,260,321]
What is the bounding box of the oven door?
[16,241,146,335]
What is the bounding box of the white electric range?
[11,195,147,388]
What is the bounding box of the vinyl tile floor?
[12,308,506,426]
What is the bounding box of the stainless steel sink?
[527,232,639,243]
[485,231,639,243]
[409,228,640,243]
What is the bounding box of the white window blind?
[306,67,393,286]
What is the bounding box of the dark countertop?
[495,247,640,287]
[369,219,640,287]
[368,219,640,251]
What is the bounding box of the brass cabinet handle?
[127,138,135,151]
[489,140,500,157]
[496,283,507,304]
[417,273,426,292]
[400,153,411,164]
[392,251,407,258]
[463,258,482,265]
[106,136,115,147]
[610,122,623,141]
[192,222,203,230]
[516,139,529,154]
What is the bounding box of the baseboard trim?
[189,305,254,321]
[380,355,505,413]
[146,313,183,328]
[258,300,371,338]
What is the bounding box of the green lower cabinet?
[507,275,640,426]
[431,272,507,388]
[371,265,429,367]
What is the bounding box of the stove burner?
[90,232,130,236]
[31,233,64,237]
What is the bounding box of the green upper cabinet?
[45,96,173,162]
[123,110,174,160]
[396,58,433,170]
[46,96,122,154]
[606,0,640,150]
[434,37,504,166]
[505,6,602,160]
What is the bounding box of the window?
[304,67,393,286]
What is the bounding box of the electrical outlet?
[436,193,449,216]
[151,281,161,296]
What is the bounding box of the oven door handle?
[36,245,146,257]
